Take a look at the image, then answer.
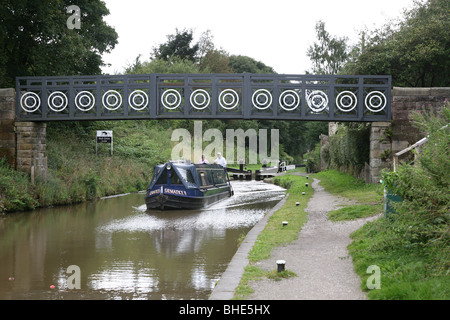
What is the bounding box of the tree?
[125,56,200,75]
[199,50,233,73]
[0,0,118,87]
[306,21,349,75]
[151,28,199,63]
[343,0,450,87]
[228,55,275,74]
[197,30,232,73]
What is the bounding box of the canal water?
[0,180,285,300]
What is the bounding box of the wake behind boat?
[145,161,233,210]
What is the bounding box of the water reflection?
[0,180,285,300]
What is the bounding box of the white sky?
[101,0,416,75]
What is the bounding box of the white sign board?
[97,130,112,143]
[96,130,113,155]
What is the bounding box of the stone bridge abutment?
[0,88,47,181]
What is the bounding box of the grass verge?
[348,218,449,299]
[313,169,383,204]
[233,173,312,299]
[312,170,384,221]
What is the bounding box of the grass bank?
[313,170,449,300]
[233,171,313,299]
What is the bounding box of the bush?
[305,142,321,173]
[327,123,371,172]
[0,158,37,213]
[381,103,449,248]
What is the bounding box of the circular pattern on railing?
[161,89,182,110]
[128,90,149,111]
[190,89,210,110]
[365,91,387,113]
[335,91,357,112]
[279,90,300,111]
[20,92,41,113]
[252,89,272,110]
[219,89,240,110]
[75,91,95,112]
[47,91,68,112]
[102,90,122,111]
[307,90,328,113]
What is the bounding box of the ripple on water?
[98,181,286,233]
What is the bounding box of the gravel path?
[247,178,380,300]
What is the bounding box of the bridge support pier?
[0,88,47,181]
[369,122,391,184]
[15,122,47,181]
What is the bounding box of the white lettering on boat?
[164,188,187,196]
[148,189,161,196]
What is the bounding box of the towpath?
[247,177,378,300]
[210,174,379,300]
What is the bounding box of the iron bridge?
[15,74,391,122]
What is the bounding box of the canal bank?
[210,173,379,300]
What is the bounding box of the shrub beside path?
[247,177,379,300]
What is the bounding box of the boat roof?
[149,162,227,189]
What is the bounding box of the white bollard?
[277,260,286,273]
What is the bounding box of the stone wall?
[391,87,448,154]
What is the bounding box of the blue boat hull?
[146,186,232,210]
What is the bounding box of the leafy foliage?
[228,55,275,74]
[305,143,321,173]
[0,0,118,87]
[0,158,37,213]
[325,124,371,172]
[343,0,450,86]
[151,28,199,62]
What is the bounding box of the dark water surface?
[0,180,285,300]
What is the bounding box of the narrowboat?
[145,161,234,210]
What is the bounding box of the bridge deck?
[15,74,391,122]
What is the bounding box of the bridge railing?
[15,74,391,122]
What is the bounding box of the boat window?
[151,167,162,184]
[177,167,196,184]
[171,171,183,185]
[155,169,167,185]
[212,170,226,185]
[206,170,214,186]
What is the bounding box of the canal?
[0,180,285,300]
